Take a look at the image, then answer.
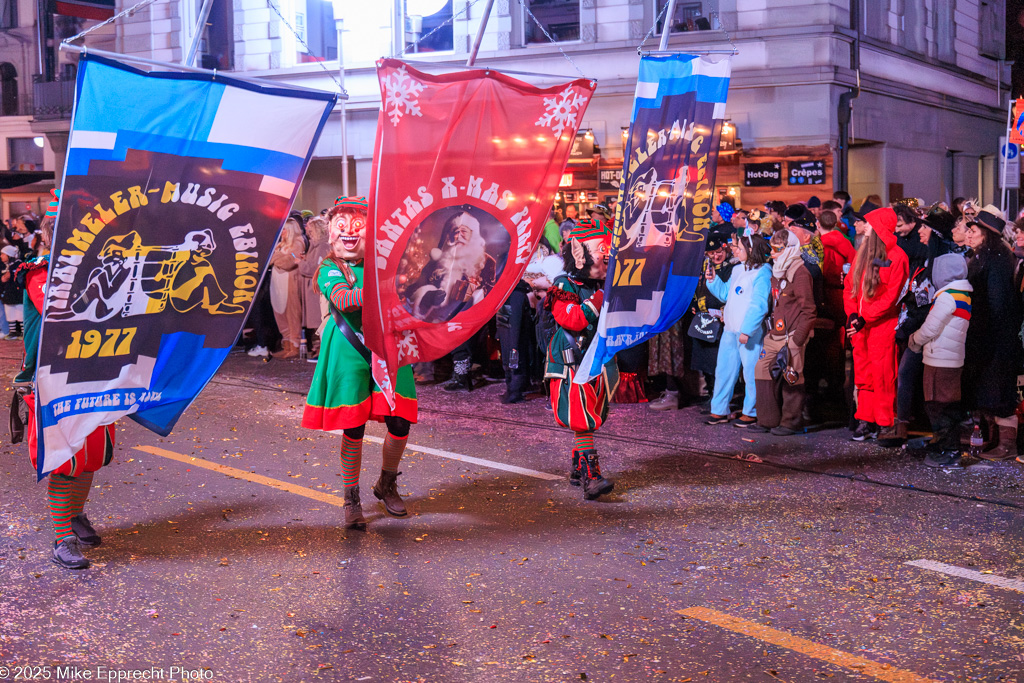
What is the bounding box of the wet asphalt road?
[1,345,1023,683]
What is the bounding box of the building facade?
[20,0,1016,214]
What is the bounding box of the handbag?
[687,311,722,343]
[770,342,790,381]
[9,387,27,444]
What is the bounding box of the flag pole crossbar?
[58,44,347,99]
[396,58,596,83]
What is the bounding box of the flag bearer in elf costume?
[302,197,417,530]
[545,217,618,500]
[15,221,115,570]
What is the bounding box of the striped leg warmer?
[48,474,78,542]
[381,433,408,473]
[340,434,363,487]
[574,431,595,453]
[69,471,94,515]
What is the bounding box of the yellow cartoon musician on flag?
[48,228,243,323]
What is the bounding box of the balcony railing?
[32,77,75,121]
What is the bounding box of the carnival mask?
[330,211,367,262]
[573,236,610,280]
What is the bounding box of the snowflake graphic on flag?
[397,330,420,362]
[383,65,425,126]
[535,87,585,137]
[373,356,393,393]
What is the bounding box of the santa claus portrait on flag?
[399,204,505,323]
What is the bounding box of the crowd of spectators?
[248,192,1023,470]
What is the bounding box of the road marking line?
[133,445,346,508]
[677,607,938,683]
[905,559,1024,593]
[352,433,562,481]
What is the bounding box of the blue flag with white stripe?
[34,54,335,478]
[576,54,731,384]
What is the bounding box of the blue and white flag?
[34,54,336,477]
[576,54,731,383]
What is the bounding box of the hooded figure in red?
[843,207,910,439]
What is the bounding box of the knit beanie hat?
[335,195,368,211]
[567,216,610,243]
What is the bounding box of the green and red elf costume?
[301,196,417,530]
[545,218,618,499]
[16,253,114,570]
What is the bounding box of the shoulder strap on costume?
[327,300,371,364]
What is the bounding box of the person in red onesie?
[817,210,856,407]
[844,207,910,441]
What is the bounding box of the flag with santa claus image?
[364,59,595,403]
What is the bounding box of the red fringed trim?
[545,285,582,310]
[613,371,648,404]
[14,255,49,278]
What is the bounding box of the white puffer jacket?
[909,278,972,368]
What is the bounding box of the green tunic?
[302,260,417,430]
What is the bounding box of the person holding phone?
[703,234,772,427]
[684,236,735,412]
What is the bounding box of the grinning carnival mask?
[329,196,369,262]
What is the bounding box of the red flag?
[1011,98,1024,145]
[365,59,595,400]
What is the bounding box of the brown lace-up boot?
[373,470,408,517]
[343,486,366,530]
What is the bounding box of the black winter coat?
[0,260,23,306]
[965,245,1023,415]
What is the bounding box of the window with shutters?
[0,0,15,29]
[861,1,889,41]
[978,0,1005,60]
[900,0,926,54]
[935,0,956,63]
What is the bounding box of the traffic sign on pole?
[1001,136,1020,189]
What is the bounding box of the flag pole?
[658,0,678,51]
[338,16,349,195]
[1002,97,1013,217]
[467,0,496,67]
[184,0,216,67]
